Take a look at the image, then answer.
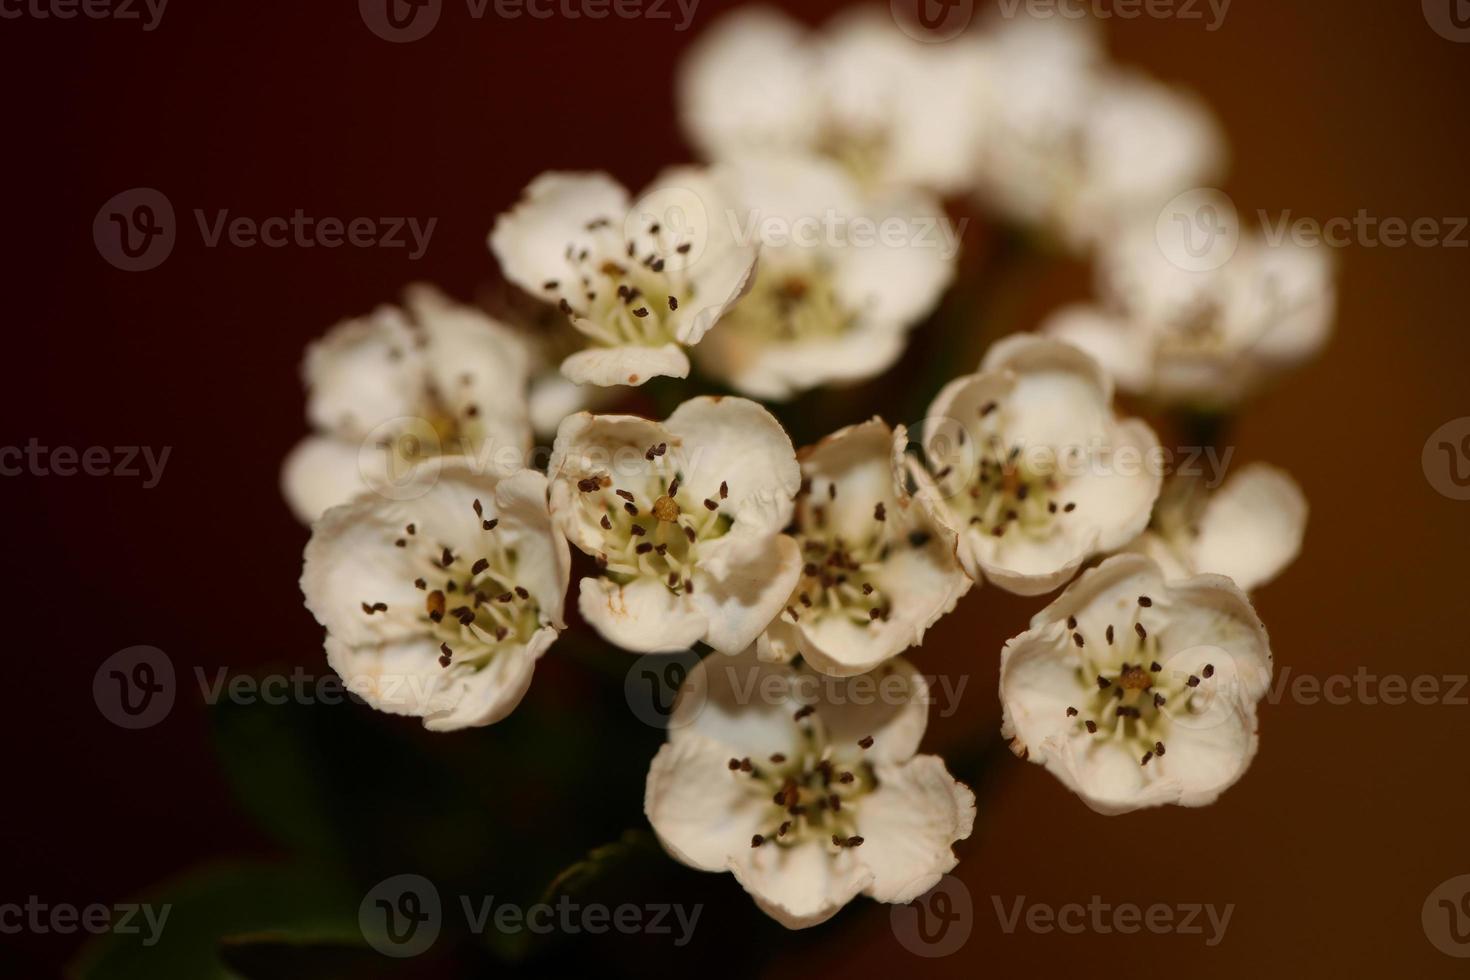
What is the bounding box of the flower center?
[779,482,894,628]
[931,401,1079,541]
[574,443,733,595]
[539,216,696,349]
[728,708,878,852]
[1059,596,1222,766]
[720,261,853,344]
[359,498,541,673]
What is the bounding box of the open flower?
[301,460,569,731]
[759,419,970,677]
[1130,464,1307,592]
[692,155,955,400]
[970,16,1225,248]
[1000,553,1272,814]
[1046,226,1335,407]
[677,6,983,194]
[548,396,802,654]
[898,336,1162,595]
[645,647,975,928]
[489,168,757,388]
[281,285,533,523]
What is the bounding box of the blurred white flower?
[678,6,983,195]
[547,396,802,654]
[1045,226,1336,406]
[971,16,1226,248]
[899,336,1162,595]
[489,169,758,387]
[759,419,971,677]
[693,155,956,399]
[1130,463,1307,592]
[301,460,569,731]
[645,647,975,929]
[281,286,533,523]
[999,553,1273,814]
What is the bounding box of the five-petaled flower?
[759,419,971,677]
[899,335,1163,596]
[691,154,956,400]
[1045,226,1336,407]
[548,396,802,654]
[281,285,534,523]
[490,168,758,388]
[301,459,569,731]
[645,646,975,928]
[999,553,1273,814]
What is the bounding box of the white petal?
[855,756,975,904]
[423,633,548,732]
[669,644,805,759]
[665,396,800,529]
[281,435,372,524]
[806,657,931,765]
[692,534,803,655]
[577,575,708,654]
[645,735,772,871]
[1041,304,1153,394]
[728,841,873,930]
[492,469,571,629]
[303,306,422,439]
[547,411,672,556]
[829,188,956,328]
[1189,464,1307,591]
[489,172,630,298]
[696,324,908,402]
[560,343,690,387]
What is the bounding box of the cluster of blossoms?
[285,5,1328,930]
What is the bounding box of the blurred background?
[4,0,1470,976]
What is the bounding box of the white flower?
[547,396,803,654]
[281,285,533,523]
[999,553,1273,815]
[1130,464,1307,592]
[758,419,971,677]
[489,169,757,388]
[692,155,955,400]
[645,646,975,928]
[971,16,1225,248]
[301,460,569,731]
[1045,227,1336,406]
[677,6,983,194]
[899,336,1162,595]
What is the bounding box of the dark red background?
[5,0,1470,975]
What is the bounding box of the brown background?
[4,0,1470,975]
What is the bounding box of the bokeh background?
[5,0,1470,976]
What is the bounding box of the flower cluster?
[284,5,1327,930]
